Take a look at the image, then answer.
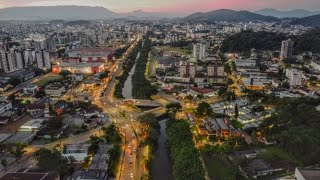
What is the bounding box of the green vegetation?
[221,31,286,53]
[114,45,130,59]
[138,113,160,178]
[132,37,158,99]
[221,29,320,54]
[166,119,205,180]
[35,74,64,86]
[165,102,182,118]
[114,41,142,98]
[259,97,320,164]
[59,70,72,78]
[8,78,21,86]
[293,29,320,54]
[291,14,320,27]
[158,45,192,56]
[201,153,239,180]
[261,147,301,166]
[99,70,110,80]
[102,124,122,177]
[195,102,214,117]
[35,148,75,178]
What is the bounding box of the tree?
[195,102,214,117]
[10,143,27,161]
[1,159,7,171]
[8,78,21,86]
[47,117,63,130]
[166,102,182,117]
[234,103,239,119]
[35,148,61,171]
[99,70,110,80]
[33,67,45,76]
[59,70,71,78]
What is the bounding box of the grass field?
[261,147,301,165]
[202,153,239,180]
[158,46,192,56]
[35,74,63,86]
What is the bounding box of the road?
[1,73,55,97]
[0,35,142,178]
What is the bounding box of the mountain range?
[0,6,185,21]
[185,9,279,23]
[291,14,320,27]
[254,8,320,18]
[0,5,320,26]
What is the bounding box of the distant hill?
[49,20,66,24]
[122,10,186,19]
[64,20,91,26]
[255,8,320,18]
[0,5,117,20]
[185,9,279,23]
[291,14,320,27]
[220,31,286,53]
[0,6,185,21]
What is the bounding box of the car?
[130,173,133,178]
[133,147,136,152]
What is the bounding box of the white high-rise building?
[15,50,24,69]
[36,50,51,70]
[36,51,44,69]
[286,68,302,87]
[193,42,208,60]
[43,50,51,70]
[280,39,294,60]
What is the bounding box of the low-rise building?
[45,84,66,97]
[23,85,39,95]
[0,69,35,84]
[294,167,320,180]
[61,143,90,162]
[286,68,302,87]
[0,100,12,115]
[19,119,44,132]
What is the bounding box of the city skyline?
[0,0,320,13]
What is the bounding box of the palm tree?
[1,159,7,171]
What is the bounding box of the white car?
[130,173,133,178]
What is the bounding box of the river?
[151,119,172,180]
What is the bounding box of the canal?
[151,119,172,180]
[122,52,140,99]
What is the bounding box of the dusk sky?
[0,0,320,12]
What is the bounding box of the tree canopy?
[259,97,320,164]
[221,31,286,53]
[167,119,205,180]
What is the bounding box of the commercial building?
[280,39,294,60]
[67,48,114,63]
[52,62,104,74]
